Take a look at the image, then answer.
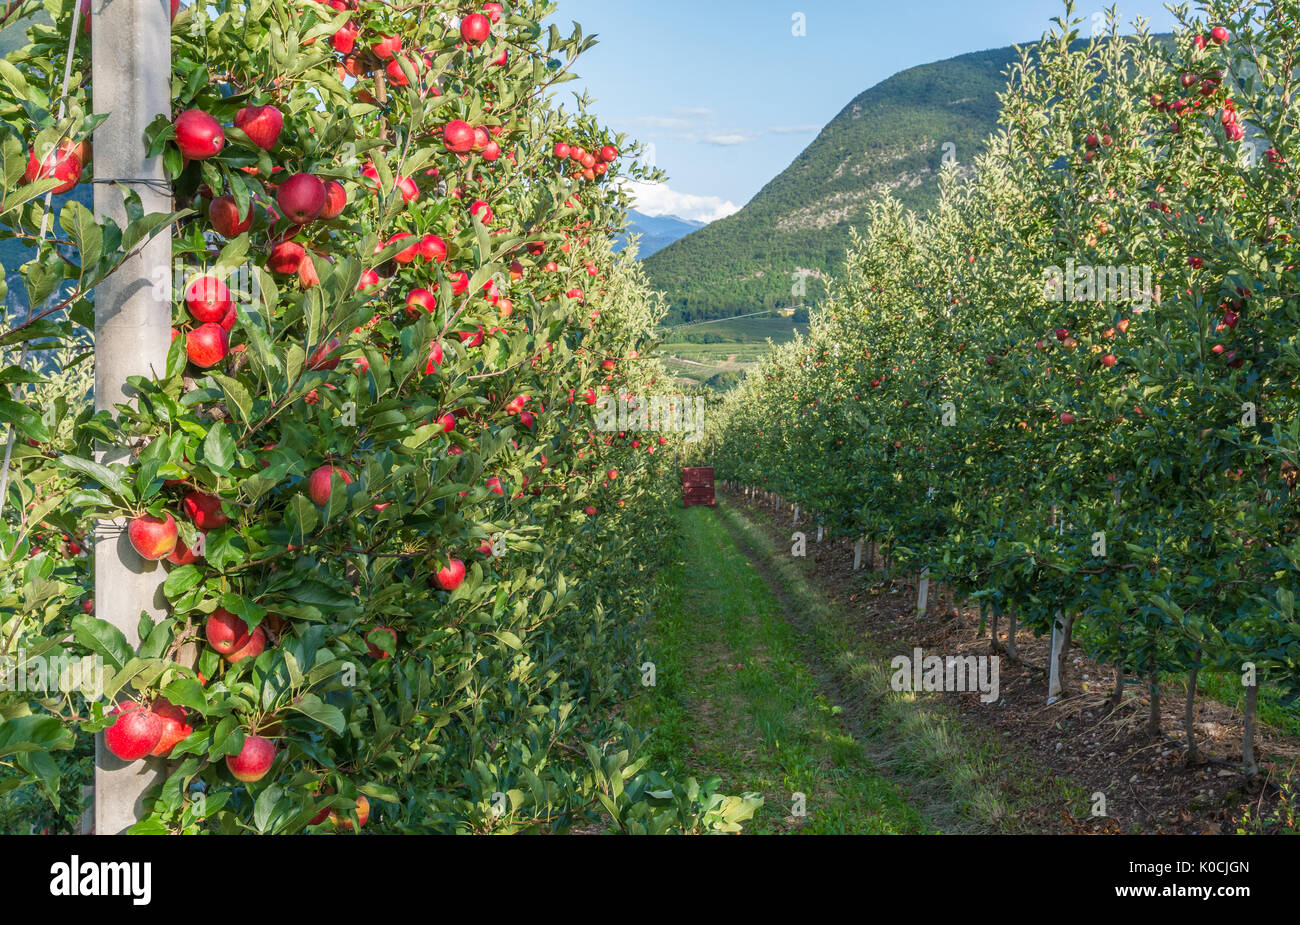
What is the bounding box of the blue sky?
[551,0,1183,220]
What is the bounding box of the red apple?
[308,337,342,370]
[225,625,266,664]
[332,21,359,53]
[226,734,275,782]
[166,532,203,565]
[309,464,353,506]
[437,412,456,433]
[183,490,229,530]
[128,513,178,561]
[387,232,419,263]
[209,195,253,236]
[370,35,401,59]
[174,109,225,160]
[425,342,444,374]
[104,703,164,761]
[23,142,82,194]
[419,234,448,263]
[186,323,229,368]
[205,607,251,654]
[366,626,397,659]
[435,557,466,590]
[268,240,306,274]
[469,199,493,224]
[235,104,283,150]
[298,254,321,288]
[385,55,420,87]
[184,275,233,323]
[277,172,326,223]
[396,175,419,203]
[443,119,476,154]
[461,12,491,44]
[149,698,193,758]
[406,288,437,317]
[319,180,347,219]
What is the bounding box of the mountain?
[615,210,706,259]
[644,43,1025,323]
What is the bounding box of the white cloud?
[701,132,755,146]
[619,179,740,223]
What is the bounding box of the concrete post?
[92,0,172,835]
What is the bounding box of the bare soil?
[724,486,1299,835]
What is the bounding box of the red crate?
[681,467,715,507]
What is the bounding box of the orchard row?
[704,1,1300,774]
[0,0,743,834]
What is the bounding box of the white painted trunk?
[1047,611,1066,704]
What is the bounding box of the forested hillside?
[644,44,1018,322]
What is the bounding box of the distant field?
[657,315,807,389]
[660,315,808,343]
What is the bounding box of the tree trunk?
[1005,604,1018,659]
[1047,611,1074,703]
[1146,662,1161,738]
[1184,664,1199,763]
[1242,682,1259,777]
[1109,662,1125,712]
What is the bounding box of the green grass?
[632,506,931,833]
[711,498,1093,832]
[1196,671,1300,740]
[660,316,809,343]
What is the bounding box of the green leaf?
[61,199,103,273]
[0,716,71,757]
[58,455,127,498]
[163,564,204,600]
[210,373,253,424]
[291,693,345,734]
[71,615,133,670]
[202,423,236,471]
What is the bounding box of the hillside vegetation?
[644,45,1017,323]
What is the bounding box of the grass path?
[631,505,932,833]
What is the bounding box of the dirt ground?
[725,486,1299,835]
